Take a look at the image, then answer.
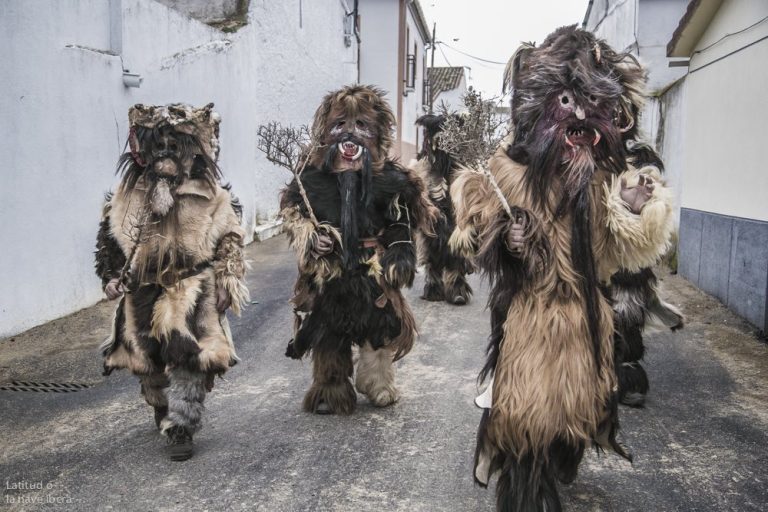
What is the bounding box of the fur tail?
[496,452,562,512]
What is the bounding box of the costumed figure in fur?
[279,85,437,415]
[410,114,473,305]
[450,26,677,510]
[95,103,249,461]
[610,142,684,407]
[612,267,683,406]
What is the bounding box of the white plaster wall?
[154,0,241,23]
[359,0,399,102]
[400,9,429,161]
[434,75,467,113]
[681,0,768,222]
[585,0,639,52]
[643,80,687,225]
[637,0,688,93]
[0,0,357,337]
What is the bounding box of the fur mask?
[309,85,396,174]
[117,104,222,216]
[504,25,646,210]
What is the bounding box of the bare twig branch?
[117,192,155,289]
[435,88,509,169]
[434,89,513,215]
[256,122,311,171]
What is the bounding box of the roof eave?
[407,0,432,44]
[667,0,724,57]
[582,0,595,29]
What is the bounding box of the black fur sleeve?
[379,197,417,289]
[94,197,126,290]
[377,163,426,288]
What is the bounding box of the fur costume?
[610,145,684,407]
[95,103,248,459]
[450,27,676,510]
[279,85,437,414]
[410,114,473,305]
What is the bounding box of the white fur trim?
[603,166,675,272]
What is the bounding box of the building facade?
[358,0,431,162]
[584,0,768,333]
[0,0,358,337]
[428,66,468,113]
[668,0,768,334]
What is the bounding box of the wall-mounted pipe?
[110,0,143,87]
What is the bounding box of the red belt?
[359,237,380,249]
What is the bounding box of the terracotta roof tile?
[427,67,465,103]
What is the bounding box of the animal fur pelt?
[280,85,437,414]
[451,26,676,510]
[95,103,248,441]
[411,114,473,305]
[611,266,683,406]
[610,143,684,407]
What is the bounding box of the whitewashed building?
[428,66,468,113]
[0,0,359,337]
[358,0,432,161]
[584,0,768,333]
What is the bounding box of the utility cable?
[437,41,507,65]
[692,15,768,56]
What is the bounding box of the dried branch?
[436,88,509,169]
[256,122,311,171]
[257,121,322,226]
[437,88,512,216]
[293,142,320,227]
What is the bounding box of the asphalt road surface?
[1,234,767,511]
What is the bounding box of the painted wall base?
[253,219,284,242]
[679,207,768,333]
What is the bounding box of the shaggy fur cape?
[281,159,435,362]
[450,26,676,511]
[411,114,473,304]
[279,85,437,414]
[98,180,247,378]
[96,116,248,381]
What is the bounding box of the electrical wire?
[437,41,507,65]
[689,33,768,74]
[437,44,453,67]
[692,15,768,56]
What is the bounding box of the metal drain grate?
[0,381,93,393]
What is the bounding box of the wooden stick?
[482,167,513,218]
[293,143,320,227]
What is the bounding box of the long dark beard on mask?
[329,143,373,268]
[521,133,565,212]
[322,134,374,206]
[337,171,360,268]
[558,146,596,216]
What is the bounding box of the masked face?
[123,126,215,216]
[507,26,645,206]
[149,132,194,181]
[321,102,380,172]
[311,86,396,173]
